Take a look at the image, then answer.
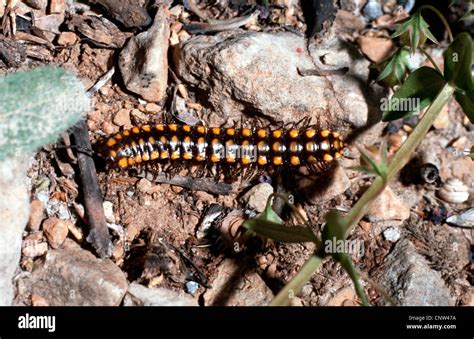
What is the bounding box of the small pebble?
[88,110,103,123]
[57,32,78,46]
[103,201,116,223]
[185,281,199,295]
[126,187,135,197]
[113,108,132,127]
[28,200,45,232]
[22,242,48,258]
[432,105,450,129]
[357,36,393,63]
[136,178,152,194]
[402,115,419,127]
[102,121,115,134]
[31,294,49,306]
[194,191,214,205]
[130,108,148,122]
[240,183,274,213]
[67,222,84,242]
[42,217,70,249]
[383,227,401,242]
[49,0,65,13]
[57,203,71,220]
[145,103,161,113]
[363,0,383,20]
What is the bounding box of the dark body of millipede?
[103,124,348,174]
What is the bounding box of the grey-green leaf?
[382,67,446,121]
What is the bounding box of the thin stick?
[137,171,234,196]
[73,120,113,258]
[71,68,116,258]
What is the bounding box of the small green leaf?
[390,18,411,39]
[243,219,318,243]
[393,12,438,54]
[260,196,283,224]
[454,89,474,123]
[376,48,410,87]
[444,32,473,91]
[382,66,446,121]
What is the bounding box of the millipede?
[101,123,348,177]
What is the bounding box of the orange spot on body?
[211,154,220,163]
[106,138,117,147]
[323,154,333,162]
[151,151,159,160]
[161,150,170,159]
[320,130,330,138]
[117,158,128,168]
[241,128,251,137]
[257,129,266,138]
[257,156,267,166]
[290,156,300,166]
[288,129,299,138]
[273,156,283,166]
[305,129,316,138]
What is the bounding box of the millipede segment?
[104,124,348,174]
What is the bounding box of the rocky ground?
[0,0,472,306]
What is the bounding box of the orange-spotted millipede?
[102,124,348,175]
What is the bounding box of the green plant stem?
[269,83,455,307]
[343,83,456,237]
[419,46,442,74]
[338,254,371,306]
[270,252,325,306]
[420,5,454,42]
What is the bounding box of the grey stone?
[25,247,128,306]
[0,156,30,306]
[203,259,274,306]
[174,31,373,129]
[368,187,410,223]
[240,183,273,213]
[119,7,169,102]
[379,239,454,306]
[124,283,198,306]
